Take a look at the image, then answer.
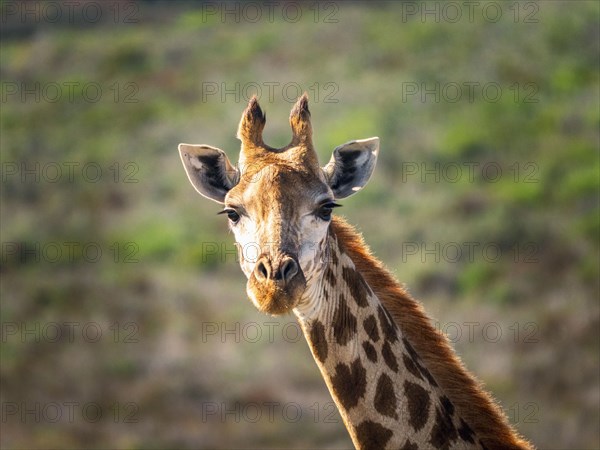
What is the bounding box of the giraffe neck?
[294,228,481,450]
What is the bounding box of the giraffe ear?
[178,144,239,204]
[322,137,379,199]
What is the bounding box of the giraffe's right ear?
[178,144,239,204]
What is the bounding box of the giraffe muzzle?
[247,253,307,315]
[254,255,299,284]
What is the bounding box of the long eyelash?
[217,208,239,215]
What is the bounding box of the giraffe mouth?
[246,261,307,316]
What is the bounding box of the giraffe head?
[179,95,379,315]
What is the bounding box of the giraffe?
[178,95,533,450]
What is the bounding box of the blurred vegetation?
[1,1,598,449]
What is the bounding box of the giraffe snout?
[254,254,300,285]
[248,253,307,315]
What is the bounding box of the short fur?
[331,217,533,450]
[180,96,533,449]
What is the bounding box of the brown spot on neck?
[458,418,476,444]
[309,319,328,364]
[362,340,378,363]
[440,395,455,417]
[363,314,380,343]
[355,420,393,450]
[404,380,431,433]
[401,440,419,450]
[377,305,398,343]
[332,293,358,346]
[429,405,458,449]
[381,340,399,373]
[374,373,398,419]
[403,337,438,387]
[331,358,367,411]
[342,266,369,308]
[403,353,423,381]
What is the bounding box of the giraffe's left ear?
[179,143,239,204]
[322,137,379,199]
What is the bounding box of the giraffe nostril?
[280,257,299,283]
[255,258,271,281]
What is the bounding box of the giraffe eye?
[218,208,240,224]
[316,202,341,221]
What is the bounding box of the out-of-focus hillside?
[1,1,598,449]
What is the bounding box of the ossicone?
[237,95,266,149]
[289,93,312,146]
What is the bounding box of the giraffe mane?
[330,216,534,450]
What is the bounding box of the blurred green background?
[1,1,598,448]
